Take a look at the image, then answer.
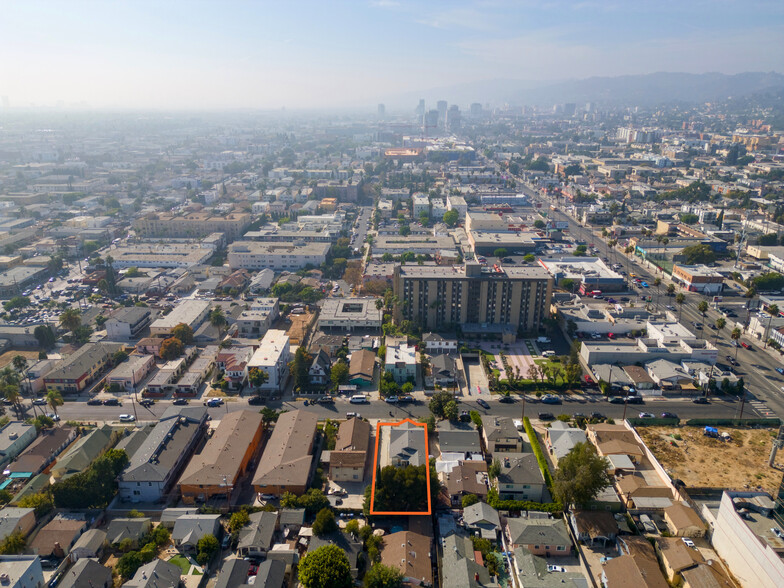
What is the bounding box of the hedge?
[523,416,555,494]
[685,418,781,427]
[486,488,561,513]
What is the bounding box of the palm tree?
[209,307,227,340]
[676,293,686,321]
[714,317,726,347]
[764,304,779,349]
[46,388,63,419]
[698,300,709,331]
[59,308,82,334]
[667,283,675,296]
[731,327,742,361]
[3,384,22,419]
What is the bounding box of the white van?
[349,394,369,404]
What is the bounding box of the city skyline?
[1,0,783,110]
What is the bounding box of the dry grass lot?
[0,349,40,370]
[279,311,315,345]
[639,425,780,495]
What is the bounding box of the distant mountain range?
[396,71,784,109]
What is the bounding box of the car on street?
[345,412,360,419]
[777,368,784,375]
[385,396,399,404]
[661,412,679,419]
[47,413,60,421]
[590,412,606,420]
[173,398,189,405]
[476,398,490,409]
[692,397,709,404]
[626,396,644,404]
[608,396,625,404]
[317,395,334,404]
[498,395,515,403]
[538,412,555,421]
[86,398,102,405]
[139,399,154,407]
[204,398,223,407]
[741,341,751,349]
[638,412,654,418]
[398,395,414,403]
[247,396,264,405]
[103,398,120,406]
[119,414,135,422]
[33,398,47,405]
[541,394,562,405]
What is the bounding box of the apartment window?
[556,546,566,551]
[534,545,540,550]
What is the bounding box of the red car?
[741,341,751,350]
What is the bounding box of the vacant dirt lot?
[0,349,40,370]
[276,311,315,345]
[639,425,780,495]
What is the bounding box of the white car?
[682,538,696,548]
[119,414,136,422]
[547,565,566,572]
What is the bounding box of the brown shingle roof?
[444,461,488,497]
[658,537,704,574]
[252,410,317,488]
[380,531,433,585]
[349,350,375,380]
[334,418,370,453]
[664,503,704,531]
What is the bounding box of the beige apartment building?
[393,262,552,335]
[134,211,251,241]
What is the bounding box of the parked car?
[661,412,679,419]
[692,397,709,404]
[777,368,784,375]
[590,412,606,420]
[33,398,47,405]
[541,394,562,405]
[638,412,654,418]
[398,395,415,403]
[103,398,120,406]
[682,538,696,548]
[626,396,644,405]
[476,398,490,409]
[204,398,223,407]
[608,396,626,404]
[317,395,334,404]
[139,399,154,407]
[538,412,555,421]
[119,414,136,422]
[385,396,399,404]
[173,398,189,405]
[741,341,751,349]
[345,412,361,419]
[47,413,61,422]
[498,395,515,403]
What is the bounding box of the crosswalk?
[749,399,775,417]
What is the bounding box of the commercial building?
[252,410,317,495]
[134,211,251,242]
[0,266,48,298]
[372,235,456,257]
[118,407,208,503]
[247,330,290,393]
[539,257,626,292]
[227,241,330,271]
[671,264,725,294]
[317,298,383,332]
[149,299,210,337]
[109,244,212,269]
[104,307,151,341]
[178,410,264,504]
[43,342,123,394]
[105,354,156,391]
[393,262,552,336]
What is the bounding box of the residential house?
[149,299,210,338]
[657,537,705,584]
[441,533,499,588]
[585,424,646,463]
[623,365,657,392]
[115,426,152,461]
[178,410,264,504]
[615,473,674,510]
[237,511,278,558]
[570,511,619,547]
[308,350,331,387]
[349,349,375,386]
[385,344,416,383]
[118,407,208,503]
[512,546,588,587]
[545,421,587,462]
[506,517,572,557]
[385,421,427,468]
[49,424,113,482]
[215,347,252,390]
[106,354,156,391]
[463,502,501,541]
[124,559,182,588]
[43,342,122,393]
[646,358,694,391]
[29,514,86,559]
[135,337,166,357]
[215,559,252,588]
[0,556,44,588]
[329,417,371,483]
[278,509,306,534]
[0,508,35,542]
[307,532,363,579]
[663,503,705,537]
[681,561,737,588]
[482,416,523,454]
[172,514,221,553]
[106,518,152,548]
[442,461,489,506]
[437,421,483,458]
[253,560,286,588]
[0,422,37,469]
[252,410,317,495]
[309,332,346,357]
[602,536,668,588]
[104,307,152,341]
[7,426,76,475]
[379,531,433,587]
[496,453,546,502]
[422,332,457,354]
[69,528,106,562]
[59,558,112,588]
[430,354,457,388]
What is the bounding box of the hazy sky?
[2,0,782,110]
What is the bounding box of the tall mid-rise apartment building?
[134,212,251,242]
[393,262,552,335]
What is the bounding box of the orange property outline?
[369,418,431,516]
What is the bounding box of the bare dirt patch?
[0,349,41,370]
[279,311,316,345]
[638,425,780,494]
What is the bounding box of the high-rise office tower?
[378,104,385,118]
[447,105,461,132]
[437,100,448,127]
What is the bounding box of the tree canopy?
[364,563,404,588]
[429,390,457,420]
[312,507,338,536]
[552,442,611,508]
[171,323,194,344]
[298,544,353,588]
[372,463,438,513]
[682,244,716,265]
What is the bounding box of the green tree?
[17,492,52,517]
[209,307,228,339]
[196,534,219,566]
[364,563,404,588]
[171,323,194,344]
[330,361,349,389]
[59,307,82,333]
[280,491,298,508]
[345,519,360,537]
[291,347,313,391]
[697,300,709,331]
[45,388,63,418]
[160,337,184,361]
[312,508,338,537]
[429,390,455,420]
[248,367,269,398]
[731,326,742,361]
[0,530,26,555]
[298,544,353,588]
[297,488,330,514]
[493,248,508,259]
[682,244,716,265]
[229,510,250,533]
[765,304,780,348]
[34,325,56,349]
[552,442,611,508]
[443,209,459,227]
[675,293,686,321]
[116,551,142,579]
[461,494,479,508]
[3,296,31,311]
